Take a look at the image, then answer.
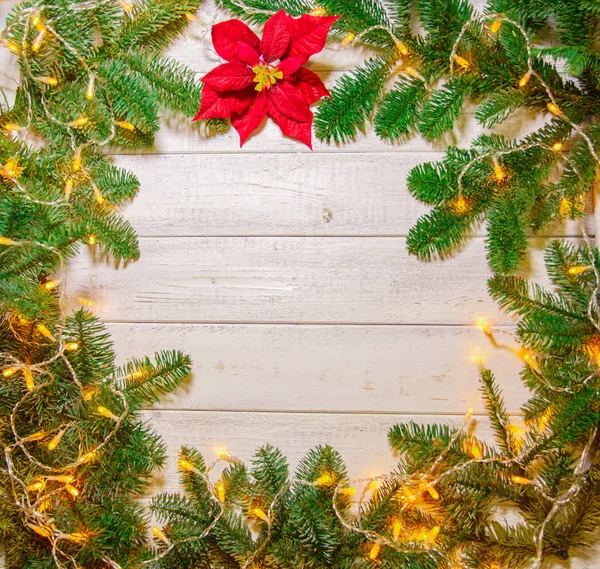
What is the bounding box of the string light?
[475,317,493,335]
[518,70,532,87]
[37,323,56,341]
[28,430,48,442]
[44,280,60,290]
[395,40,409,56]
[339,487,356,496]
[471,444,482,459]
[215,480,226,502]
[392,519,402,541]
[310,6,327,16]
[368,542,381,561]
[3,39,20,54]
[2,367,17,378]
[552,141,563,151]
[117,0,134,12]
[1,158,24,179]
[65,484,80,498]
[489,18,502,33]
[87,234,97,245]
[68,116,89,128]
[538,410,553,433]
[28,479,46,492]
[24,368,35,391]
[342,33,355,46]
[64,178,74,200]
[72,148,83,172]
[424,526,440,545]
[47,429,66,451]
[314,472,334,486]
[75,297,94,307]
[452,54,470,70]
[39,76,58,86]
[520,349,540,374]
[114,120,135,131]
[3,122,22,132]
[511,475,534,485]
[567,265,591,275]
[178,456,200,474]
[86,75,96,100]
[80,451,96,464]
[32,11,44,30]
[465,407,475,422]
[97,405,120,422]
[91,181,106,205]
[151,526,170,544]
[185,12,199,22]
[32,28,47,52]
[404,66,423,80]
[492,157,505,182]
[251,507,270,523]
[65,342,79,351]
[451,195,470,215]
[547,102,561,115]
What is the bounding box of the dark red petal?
[261,10,292,62]
[212,19,261,62]
[288,15,340,63]
[192,85,253,121]
[269,81,312,122]
[289,67,330,104]
[267,99,313,149]
[202,63,255,92]
[231,90,268,146]
[277,57,303,77]
[237,41,260,66]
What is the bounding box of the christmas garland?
[1,1,600,569]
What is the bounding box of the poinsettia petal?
[212,19,261,62]
[237,41,260,66]
[192,85,253,121]
[231,90,268,146]
[202,63,255,92]
[269,81,312,122]
[288,15,340,63]
[267,99,313,149]
[277,57,303,77]
[261,10,292,62]
[289,67,330,104]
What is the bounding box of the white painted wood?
[108,323,528,413]
[115,152,592,237]
[66,236,566,325]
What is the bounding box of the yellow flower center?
[252,64,283,92]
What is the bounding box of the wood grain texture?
[108,322,528,414]
[66,236,565,325]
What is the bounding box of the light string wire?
[1,3,599,569]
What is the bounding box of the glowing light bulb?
[65,342,79,351]
[506,424,522,436]
[151,526,170,543]
[368,542,380,561]
[68,116,89,128]
[3,123,22,132]
[37,324,56,341]
[490,18,502,33]
[452,195,470,215]
[404,66,422,79]
[29,479,46,492]
[339,487,356,496]
[48,475,74,483]
[67,532,88,543]
[215,480,226,502]
[97,405,119,421]
[44,280,59,291]
[314,473,334,486]
[87,234,97,245]
[426,484,439,500]
[185,12,199,22]
[72,149,83,172]
[342,33,355,46]
[28,430,48,442]
[80,451,96,463]
[24,368,35,391]
[65,484,80,498]
[4,40,20,54]
[115,120,135,131]
[38,496,52,512]
[425,526,440,544]
[32,11,43,30]
[0,237,17,245]
[92,181,105,205]
[2,367,17,378]
[39,76,58,86]
[28,523,53,537]
[64,178,74,201]
[520,350,540,373]
[465,407,475,422]
[518,70,532,87]
[310,6,327,16]
[118,0,134,12]
[547,102,560,115]
[48,429,66,451]
[476,317,493,335]
[75,297,94,307]
[492,157,505,182]
[567,265,591,275]
[215,447,235,462]
[392,519,402,541]
[86,75,96,100]
[32,28,47,52]
[471,444,482,459]
[511,475,534,485]
[395,40,409,56]
[178,457,200,474]
[251,507,270,523]
[453,54,470,69]
[552,141,563,151]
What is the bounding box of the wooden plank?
[107,323,528,414]
[115,152,592,237]
[66,236,563,325]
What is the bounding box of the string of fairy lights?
[0,1,599,569]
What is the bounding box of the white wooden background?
[1,1,599,566]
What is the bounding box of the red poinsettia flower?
[193,10,339,148]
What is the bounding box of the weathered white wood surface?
[2,0,599,567]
